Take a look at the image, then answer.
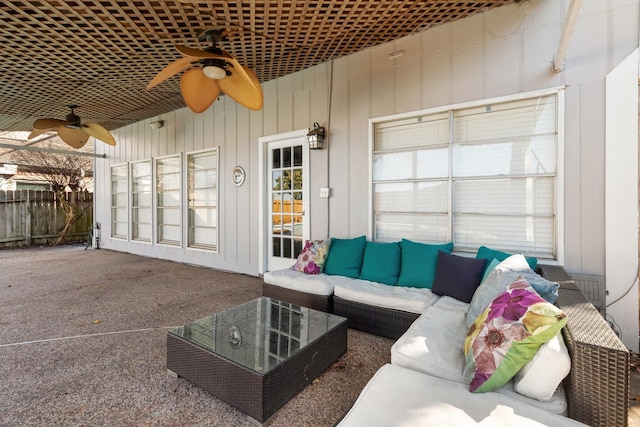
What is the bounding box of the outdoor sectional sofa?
[262,236,630,426]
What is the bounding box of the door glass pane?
[272,148,281,169]
[272,170,282,191]
[272,237,281,257]
[293,146,302,167]
[283,147,291,168]
[272,193,282,213]
[293,170,302,190]
[283,237,292,258]
[282,170,292,190]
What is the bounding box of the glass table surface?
[169,297,345,375]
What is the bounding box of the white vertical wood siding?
[94,2,639,286]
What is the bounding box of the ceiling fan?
[28,105,116,149]
[147,29,263,113]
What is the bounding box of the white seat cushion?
[391,304,469,383]
[263,269,356,296]
[337,364,586,427]
[432,295,471,312]
[391,305,568,414]
[333,279,438,314]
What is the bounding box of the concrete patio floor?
[0,245,394,426]
[0,244,638,426]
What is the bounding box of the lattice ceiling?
[0,0,518,133]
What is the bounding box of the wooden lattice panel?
[0,0,518,132]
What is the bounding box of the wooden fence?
[272,199,303,224]
[0,190,93,248]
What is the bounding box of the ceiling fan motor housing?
[64,108,82,129]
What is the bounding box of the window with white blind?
[111,164,128,239]
[131,160,152,242]
[156,155,182,246]
[187,149,218,250]
[372,91,561,260]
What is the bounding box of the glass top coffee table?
[167,297,347,424]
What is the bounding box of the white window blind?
[373,93,559,259]
[187,149,218,250]
[111,164,128,239]
[156,155,181,246]
[131,160,152,242]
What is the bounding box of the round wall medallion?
[232,166,246,187]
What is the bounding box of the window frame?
[110,163,129,240]
[130,159,153,243]
[185,147,219,252]
[155,153,183,247]
[368,88,565,264]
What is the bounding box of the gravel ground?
[0,245,393,427]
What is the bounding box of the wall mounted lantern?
[307,122,326,150]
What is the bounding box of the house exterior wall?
[94,0,640,349]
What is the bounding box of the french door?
[263,131,310,272]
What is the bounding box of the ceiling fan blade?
[175,45,228,59]
[57,126,90,149]
[221,51,261,93]
[82,122,117,146]
[147,56,196,90]
[180,68,222,113]
[33,118,70,130]
[27,128,50,140]
[242,65,263,97]
[218,65,263,111]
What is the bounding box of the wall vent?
[569,274,606,315]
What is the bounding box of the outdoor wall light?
[307,122,325,150]
[150,120,164,129]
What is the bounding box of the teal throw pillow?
[476,246,538,271]
[359,241,402,285]
[323,235,367,278]
[481,258,500,284]
[396,239,454,289]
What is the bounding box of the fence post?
[25,190,31,246]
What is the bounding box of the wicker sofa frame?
[538,265,630,427]
[332,296,419,340]
[263,264,630,426]
[262,282,332,312]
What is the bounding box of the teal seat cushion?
[323,235,367,278]
[397,239,454,289]
[476,246,538,271]
[359,241,402,285]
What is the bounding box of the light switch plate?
[320,187,330,198]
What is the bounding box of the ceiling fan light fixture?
[202,65,226,80]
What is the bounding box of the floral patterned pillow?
[463,276,568,393]
[290,239,332,275]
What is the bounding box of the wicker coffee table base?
[167,319,348,424]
